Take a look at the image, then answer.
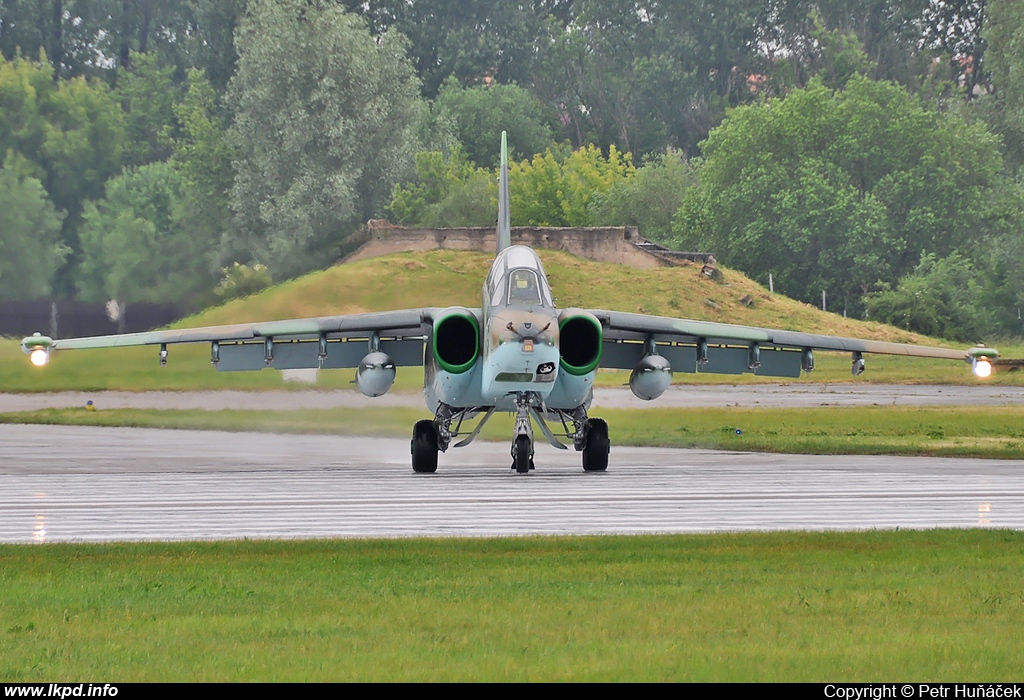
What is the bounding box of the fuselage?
[423,245,596,413]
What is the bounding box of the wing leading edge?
[591,309,997,378]
[21,309,445,372]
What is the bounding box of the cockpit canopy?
[485,245,554,307]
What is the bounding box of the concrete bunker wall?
[345,225,667,270]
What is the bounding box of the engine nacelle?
[629,353,672,401]
[355,351,396,397]
[558,309,602,376]
[432,306,480,374]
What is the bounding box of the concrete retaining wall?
[344,225,670,269]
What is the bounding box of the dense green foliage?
[387,147,488,226]
[226,0,426,277]
[0,1,1022,338]
[674,77,1008,317]
[0,167,66,299]
[77,162,215,307]
[589,149,698,243]
[865,253,990,342]
[433,77,555,167]
[510,144,635,226]
[0,53,125,292]
[982,0,1024,172]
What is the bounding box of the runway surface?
[2,424,1022,543]
[2,383,1024,412]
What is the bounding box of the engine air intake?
[558,310,602,376]
[433,307,480,374]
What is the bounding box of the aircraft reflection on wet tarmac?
[2,425,1023,543]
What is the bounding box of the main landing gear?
[411,419,439,473]
[409,394,609,473]
[582,417,609,472]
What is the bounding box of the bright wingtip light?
[972,358,993,378]
[29,348,49,367]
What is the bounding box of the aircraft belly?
[481,342,560,401]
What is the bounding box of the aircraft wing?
[589,309,997,378]
[21,309,440,371]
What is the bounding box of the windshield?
[507,269,542,305]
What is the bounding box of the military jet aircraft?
[22,133,999,473]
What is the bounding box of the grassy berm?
[1,531,1022,681]
[3,249,1021,391]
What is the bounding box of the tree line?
[1,0,1023,339]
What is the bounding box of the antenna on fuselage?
[496,130,511,254]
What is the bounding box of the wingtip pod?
[496,130,511,254]
[21,332,53,367]
[969,346,999,378]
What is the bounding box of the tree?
[0,53,126,292]
[117,51,181,167]
[674,76,1006,314]
[0,167,67,300]
[510,144,634,226]
[434,77,555,167]
[865,253,991,341]
[0,0,121,80]
[589,149,699,242]
[226,0,426,277]
[169,68,237,264]
[77,162,215,307]
[388,146,496,228]
[534,0,766,157]
[0,51,126,211]
[759,1,935,93]
[340,0,558,98]
[388,146,479,224]
[983,0,1024,171]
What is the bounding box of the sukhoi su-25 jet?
[22,133,999,473]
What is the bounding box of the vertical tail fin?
[496,131,511,254]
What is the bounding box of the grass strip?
[1,531,1022,681]
[4,404,1024,459]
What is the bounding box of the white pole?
[822,290,826,312]
[768,273,773,293]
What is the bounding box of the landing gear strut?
[409,397,608,473]
[511,393,535,473]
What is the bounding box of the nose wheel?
[510,393,536,473]
[512,434,535,473]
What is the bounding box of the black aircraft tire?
[411,420,439,473]
[583,418,609,472]
[514,434,531,474]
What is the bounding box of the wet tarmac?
[1,424,1021,543]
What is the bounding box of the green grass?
[5,404,1024,459]
[5,249,1022,391]
[1,531,1021,681]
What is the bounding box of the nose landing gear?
[511,393,535,473]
